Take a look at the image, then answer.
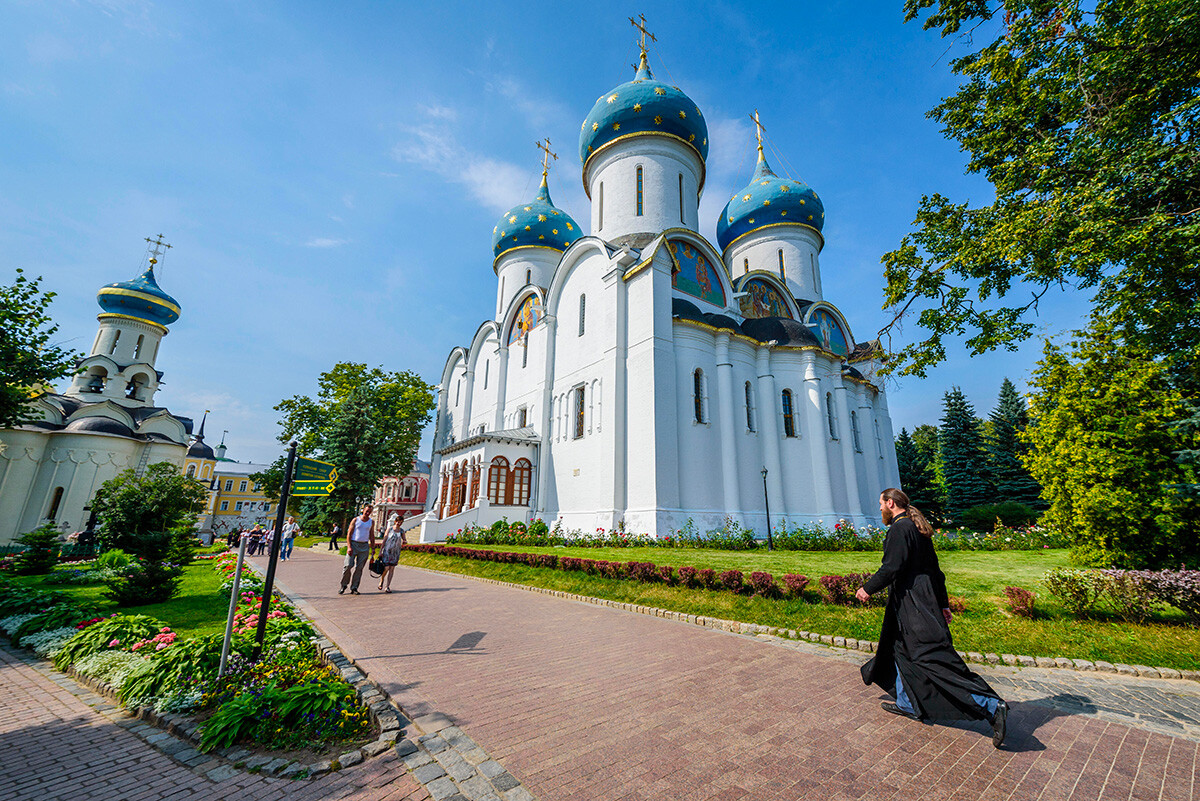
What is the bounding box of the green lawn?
[398,545,1200,671]
[8,559,231,638]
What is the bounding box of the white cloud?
[304,237,348,248]
[393,119,528,214]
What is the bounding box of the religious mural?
[808,308,850,357]
[508,295,543,344]
[668,239,725,307]
[738,277,792,319]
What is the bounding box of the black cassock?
[860,514,1001,721]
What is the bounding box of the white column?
[801,352,834,521]
[534,315,558,518]
[875,388,901,488]
[833,377,865,523]
[755,346,787,526]
[493,345,509,431]
[458,368,475,441]
[856,385,886,500]
[714,333,741,514]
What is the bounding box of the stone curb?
[262,561,540,801]
[402,564,1200,684]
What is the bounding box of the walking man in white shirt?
[280,516,300,561]
[339,504,376,595]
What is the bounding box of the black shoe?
[992,702,1008,748]
[350,589,360,595]
[881,702,920,720]
[338,587,346,595]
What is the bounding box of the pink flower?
[108,639,120,647]
[156,642,169,650]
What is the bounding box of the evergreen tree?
[895,428,942,523]
[911,423,947,512]
[939,387,992,520]
[986,378,1044,509]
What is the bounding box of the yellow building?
[182,416,275,538]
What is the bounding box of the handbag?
[368,557,384,577]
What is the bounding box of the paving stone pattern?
[272,550,1200,801]
[0,643,430,801]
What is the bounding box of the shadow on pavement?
[360,631,489,660]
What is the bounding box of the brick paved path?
[0,641,429,801]
[273,548,1200,801]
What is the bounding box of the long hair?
[881,487,933,537]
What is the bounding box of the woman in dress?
[377,516,405,593]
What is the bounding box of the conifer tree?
[986,378,1043,509]
[895,428,942,523]
[939,387,992,520]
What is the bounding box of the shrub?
[627,562,659,583]
[782,574,809,598]
[748,571,780,599]
[1141,568,1200,624]
[947,595,968,615]
[24,627,78,658]
[0,584,68,614]
[105,560,183,606]
[53,614,167,670]
[819,575,854,605]
[718,569,744,594]
[695,568,717,590]
[1099,570,1157,623]
[12,524,61,575]
[957,502,1039,532]
[167,522,199,567]
[657,565,676,585]
[1044,568,1103,616]
[1004,586,1036,617]
[198,676,367,752]
[13,603,92,645]
[677,566,698,588]
[73,649,143,687]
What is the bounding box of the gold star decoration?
[654,115,663,124]
[581,121,586,131]
[608,94,618,103]
[592,122,599,131]
[538,214,547,222]
[695,106,701,116]
[566,223,573,231]
[763,199,771,206]
[633,103,642,112]
[742,194,752,201]
[780,211,787,217]
[702,138,707,146]
[688,134,695,142]
[780,185,790,192]
[501,230,507,236]
[525,206,532,211]
[552,229,558,235]
[678,110,686,119]
[613,122,620,130]
[799,199,805,205]
[493,226,497,233]
[748,218,755,224]
[538,234,545,239]
[654,87,666,96]
[525,225,531,231]
[509,216,518,223]
[760,180,769,186]
[807,215,813,220]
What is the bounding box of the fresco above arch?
[508,295,543,344]
[808,307,850,357]
[738,277,792,320]
[667,238,725,307]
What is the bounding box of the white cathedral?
[419,41,900,542]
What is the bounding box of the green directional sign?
[294,457,337,483]
[291,479,337,496]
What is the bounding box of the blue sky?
[2,0,1093,466]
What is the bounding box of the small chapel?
[0,240,194,544]
[419,27,901,542]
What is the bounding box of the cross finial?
[144,234,172,264]
[535,138,557,178]
[629,14,656,57]
[750,110,766,155]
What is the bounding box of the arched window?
[186,464,196,478]
[438,472,449,518]
[455,380,461,406]
[578,294,586,336]
[811,253,819,292]
[826,392,838,439]
[47,487,64,520]
[109,330,121,355]
[636,165,644,216]
[512,459,532,506]
[202,465,211,479]
[743,257,750,277]
[778,250,786,280]
[134,334,144,359]
[488,457,510,505]
[745,381,756,432]
[851,411,862,452]
[469,462,481,506]
[574,386,586,438]
[781,390,797,437]
[679,174,685,223]
[525,268,531,285]
[693,369,706,423]
[483,359,489,389]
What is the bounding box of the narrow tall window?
[743,258,750,277]
[487,457,509,505]
[679,174,685,223]
[512,459,532,506]
[239,480,248,492]
[826,392,838,439]
[517,406,528,428]
[782,390,797,437]
[522,343,528,368]
[811,253,819,292]
[574,386,586,439]
[47,487,64,520]
[875,419,884,458]
[598,182,604,230]
[224,479,233,491]
[745,381,756,432]
[525,269,531,285]
[455,380,461,406]
[186,464,196,478]
[578,294,586,336]
[134,334,144,359]
[778,250,786,280]
[483,360,489,389]
[693,369,706,423]
[635,166,644,216]
[851,411,862,452]
[109,330,120,355]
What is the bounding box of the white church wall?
[586,138,703,241]
[773,349,826,525]
[495,248,559,320]
[672,327,725,528]
[725,226,824,303]
[467,328,500,436]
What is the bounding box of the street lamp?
[761,466,773,551]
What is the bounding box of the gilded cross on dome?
[629,14,656,57]
[144,234,172,263]
[535,138,558,179]
[750,110,766,156]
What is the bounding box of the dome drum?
[585,137,703,240]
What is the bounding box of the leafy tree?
[271,363,435,532]
[895,428,943,523]
[1023,317,1200,568]
[0,269,81,427]
[880,0,1200,377]
[939,387,992,520]
[91,462,208,560]
[986,378,1043,509]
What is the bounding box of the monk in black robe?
[858,488,1009,747]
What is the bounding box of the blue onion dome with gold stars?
[579,52,709,182]
[717,149,825,253]
[492,174,583,262]
[96,261,180,327]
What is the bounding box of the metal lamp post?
[761,466,773,551]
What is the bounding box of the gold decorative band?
[98,286,181,314]
[582,131,707,198]
[721,221,824,256]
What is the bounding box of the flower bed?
[0,553,372,755]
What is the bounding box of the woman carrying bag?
[376,516,405,593]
